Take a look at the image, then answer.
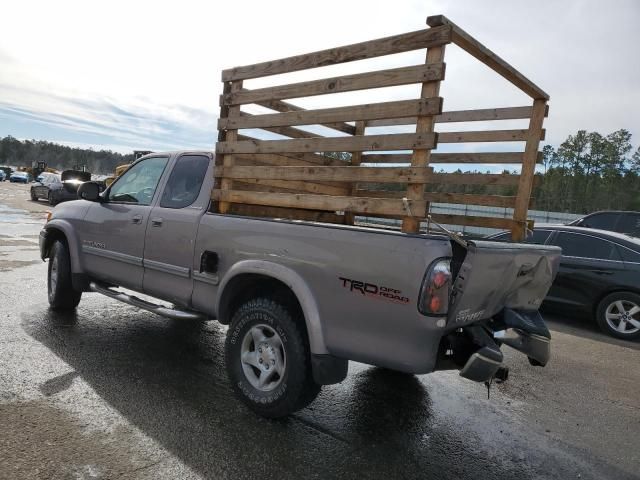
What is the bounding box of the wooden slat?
[222,25,452,81]
[513,98,547,241]
[423,192,516,208]
[235,152,347,168]
[429,214,517,229]
[216,80,243,214]
[362,151,543,164]
[402,43,446,233]
[213,190,427,217]
[215,166,433,183]
[220,98,443,130]
[438,129,545,143]
[222,64,446,105]
[346,120,366,225]
[228,203,345,224]
[234,179,349,196]
[255,98,355,135]
[427,15,549,100]
[365,105,549,127]
[239,113,317,139]
[430,172,520,186]
[217,133,437,155]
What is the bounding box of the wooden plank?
[216,132,437,155]
[255,98,355,135]
[222,25,452,81]
[423,192,517,208]
[234,179,350,196]
[429,214,517,230]
[427,15,549,100]
[346,120,366,225]
[213,190,427,217]
[365,105,549,127]
[220,98,443,130]
[216,80,243,214]
[402,44,446,233]
[512,99,547,241]
[228,203,346,224]
[238,113,317,139]
[430,172,520,186]
[215,165,433,183]
[438,129,545,143]
[222,63,446,105]
[362,151,543,164]
[234,152,347,168]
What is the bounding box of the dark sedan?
[568,210,640,237]
[30,170,91,205]
[489,225,640,340]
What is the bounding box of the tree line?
[2,130,639,214]
[0,136,134,175]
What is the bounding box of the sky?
[0,0,639,163]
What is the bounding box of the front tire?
[225,297,321,418]
[48,240,82,310]
[48,192,58,206]
[596,292,640,340]
[30,189,38,201]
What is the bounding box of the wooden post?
[401,43,446,233]
[345,120,366,225]
[216,80,243,214]
[512,98,547,241]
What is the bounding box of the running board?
[89,282,208,321]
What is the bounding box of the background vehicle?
[40,152,561,418]
[9,171,31,183]
[0,170,5,181]
[488,225,640,339]
[568,211,640,237]
[30,170,91,206]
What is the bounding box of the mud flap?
[492,309,551,367]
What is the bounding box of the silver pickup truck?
[39,151,561,418]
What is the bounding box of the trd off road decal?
[339,277,410,304]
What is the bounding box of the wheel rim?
[240,324,286,392]
[605,300,640,335]
[50,256,59,293]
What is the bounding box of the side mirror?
[77,182,102,202]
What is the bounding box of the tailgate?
[448,240,561,327]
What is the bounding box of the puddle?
[0,204,45,237]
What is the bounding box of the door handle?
[132,214,143,224]
[151,217,163,227]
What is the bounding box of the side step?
[89,282,208,321]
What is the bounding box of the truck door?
[79,156,170,290]
[142,154,212,306]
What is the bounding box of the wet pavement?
[0,181,639,479]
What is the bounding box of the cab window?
[108,157,169,205]
[160,155,209,209]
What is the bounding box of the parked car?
[9,171,31,183]
[568,211,640,237]
[0,170,5,181]
[39,151,561,418]
[30,170,91,205]
[488,225,640,339]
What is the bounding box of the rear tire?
[225,297,321,418]
[596,292,640,340]
[48,240,82,310]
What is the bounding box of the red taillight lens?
[419,259,452,316]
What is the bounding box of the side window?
[527,230,552,245]
[108,157,169,206]
[617,214,640,235]
[552,232,620,260]
[490,232,511,242]
[617,246,640,263]
[581,212,619,230]
[160,155,209,209]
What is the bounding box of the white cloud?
[0,0,638,153]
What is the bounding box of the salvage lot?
[0,181,638,480]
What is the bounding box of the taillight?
[419,258,452,316]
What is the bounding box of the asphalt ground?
[0,181,638,480]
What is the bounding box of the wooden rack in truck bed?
[213,14,549,241]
